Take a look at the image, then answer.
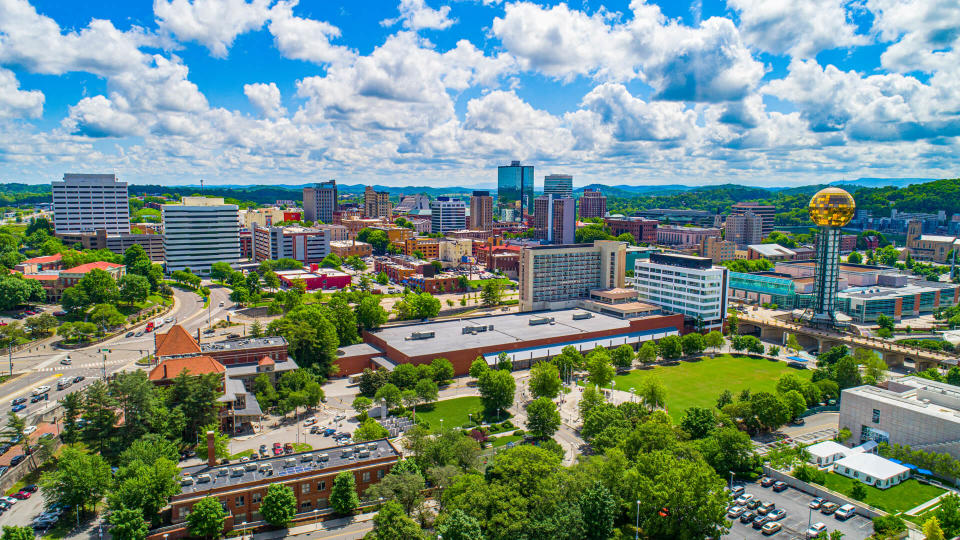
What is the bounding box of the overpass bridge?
[737,313,958,371]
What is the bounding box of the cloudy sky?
[0,0,957,187]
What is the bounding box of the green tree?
[782,390,807,420]
[39,446,112,516]
[330,470,360,515]
[375,383,402,410]
[478,369,515,419]
[119,274,150,306]
[847,251,862,264]
[469,357,488,379]
[0,275,45,310]
[352,396,373,420]
[186,496,226,540]
[935,493,960,537]
[579,481,615,540]
[267,304,340,375]
[786,333,801,353]
[611,344,634,370]
[525,397,561,438]
[431,357,455,383]
[835,356,862,388]
[636,340,658,365]
[354,418,390,442]
[704,330,724,352]
[1,526,37,540]
[109,456,180,525]
[365,469,426,516]
[414,378,439,405]
[638,376,667,410]
[24,313,58,338]
[77,268,121,305]
[682,333,705,356]
[716,389,733,410]
[480,280,503,307]
[436,509,483,540]
[209,262,233,283]
[355,293,389,330]
[680,407,717,439]
[366,500,425,539]
[89,303,125,329]
[924,517,946,540]
[529,361,561,399]
[850,482,867,501]
[750,392,790,430]
[261,483,298,528]
[585,349,615,388]
[658,335,683,360]
[697,426,756,476]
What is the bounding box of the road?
[0,284,233,424]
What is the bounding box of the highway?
[0,284,235,423]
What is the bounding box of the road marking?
[32,352,66,371]
[0,373,63,404]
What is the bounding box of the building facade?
[701,236,736,263]
[655,225,721,248]
[162,197,240,273]
[252,225,331,265]
[731,201,775,237]
[543,174,573,199]
[604,217,657,244]
[329,240,373,258]
[363,186,392,219]
[54,229,163,260]
[519,240,626,311]
[497,161,534,219]
[469,190,493,230]
[631,252,728,331]
[725,211,764,247]
[430,197,467,234]
[303,180,338,224]
[578,188,607,219]
[52,173,129,235]
[533,195,575,245]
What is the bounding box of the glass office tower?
[497,161,534,220]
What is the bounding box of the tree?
[525,397,561,438]
[209,262,233,283]
[658,335,683,360]
[750,392,789,430]
[436,509,483,540]
[850,482,867,501]
[320,253,343,269]
[375,383,402,410]
[847,251,863,264]
[877,314,895,331]
[786,333,801,354]
[859,350,888,385]
[414,378,439,404]
[477,369,515,419]
[119,274,150,306]
[365,470,426,516]
[330,470,360,515]
[89,303,125,330]
[393,292,441,320]
[835,356,862,389]
[697,426,756,476]
[229,286,250,306]
[529,361,561,399]
[924,517,946,540]
[935,493,960,537]
[1,527,36,540]
[431,357,454,383]
[469,357,488,380]
[77,268,121,305]
[480,280,503,307]
[497,351,512,371]
[681,407,717,439]
[638,376,667,410]
[579,481,615,540]
[354,418,390,442]
[636,340,658,364]
[782,390,807,420]
[726,311,739,336]
[585,349,615,388]
[39,446,112,516]
[682,333,705,356]
[376,271,389,285]
[611,344,634,370]
[186,496,226,539]
[716,389,733,410]
[261,483,298,528]
[704,330,724,352]
[109,456,180,526]
[0,275,45,310]
[352,396,373,420]
[366,500,425,539]
[24,313,58,338]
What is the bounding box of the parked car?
[767,509,787,521]
[259,444,268,455]
[12,491,30,500]
[304,417,317,426]
[820,502,839,515]
[806,522,828,538]
[1,496,17,505]
[135,331,143,337]
[761,521,782,535]
[23,426,37,435]
[283,443,294,454]
[739,511,757,524]
[746,499,761,510]
[752,515,770,529]
[203,328,215,334]
[0,467,8,477]
[11,404,25,412]
[219,301,225,307]
[772,481,788,492]
[125,331,134,338]
[22,484,38,492]
[333,414,346,422]
[760,476,775,487]
[835,504,857,520]
[728,485,745,498]
[809,497,824,509]
[60,358,71,365]
[758,502,776,515]
[53,310,67,317]
[11,397,26,406]
[727,506,745,518]
[323,428,336,436]
[73,375,85,383]
[735,494,755,506]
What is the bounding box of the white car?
[23,426,37,435]
[32,386,50,396]
[806,523,827,538]
[1,496,17,505]
[60,358,72,365]
[735,493,755,506]
[304,417,317,426]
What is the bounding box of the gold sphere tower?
[807,187,855,327]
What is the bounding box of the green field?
[414,396,509,429]
[605,354,811,420]
[492,434,522,447]
[818,474,944,513]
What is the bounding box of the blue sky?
[0,0,957,187]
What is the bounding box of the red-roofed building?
[59,261,125,288]
[155,324,204,357]
[19,259,125,301]
[15,253,62,273]
[149,356,226,386]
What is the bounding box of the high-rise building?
[469,190,493,230]
[52,173,129,235]
[604,217,657,244]
[731,202,775,237]
[579,188,607,219]
[543,174,573,199]
[252,225,331,265]
[497,161,534,220]
[724,211,764,248]
[430,197,467,234]
[632,252,728,332]
[363,186,392,219]
[303,180,338,224]
[394,194,431,215]
[533,195,575,245]
[808,187,855,327]
[519,240,626,311]
[163,197,240,273]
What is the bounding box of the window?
[302,483,310,494]
[301,501,312,510]
[872,409,881,423]
[235,495,245,507]
[378,469,385,479]
[318,480,326,491]
[252,492,262,504]
[362,471,370,482]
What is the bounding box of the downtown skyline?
[0,0,957,187]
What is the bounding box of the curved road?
[0,284,235,422]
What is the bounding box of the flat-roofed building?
[578,188,607,219]
[252,225,331,265]
[731,201,775,237]
[363,186,392,219]
[303,180,338,224]
[631,252,728,332]
[656,225,721,248]
[701,236,736,263]
[52,173,129,235]
[329,240,373,258]
[747,243,796,261]
[163,197,240,273]
[543,174,573,199]
[518,240,626,312]
[469,190,493,230]
[604,216,657,244]
[430,197,467,234]
[533,195,575,245]
[725,211,764,248]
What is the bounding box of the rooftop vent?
[406,331,435,341]
[529,316,555,326]
[462,324,494,334]
[572,312,593,320]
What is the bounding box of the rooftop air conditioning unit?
[406,331,436,341]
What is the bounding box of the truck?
[145,321,155,332]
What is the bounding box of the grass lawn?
[229,448,255,460]
[292,442,312,452]
[605,354,811,420]
[491,434,522,448]
[817,473,945,513]
[414,396,509,429]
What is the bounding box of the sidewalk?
[251,511,377,540]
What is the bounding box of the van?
[230,467,244,477]
[284,458,296,468]
[341,448,353,458]
[835,504,856,520]
[196,474,212,483]
[244,462,258,471]
[301,453,313,462]
[258,463,272,474]
[180,476,195,486]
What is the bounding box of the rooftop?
[747,244,796,257]
[807,440,851,459]
[22,253,62,264]
[834,453,909,480]
[155,325,203,357]
[275,269,350,278]
[150,356,225,381]
[62,261,124,274]
[842,379,960,422]
[178,438,399,496]
[201,336,287,353]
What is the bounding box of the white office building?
[631,252,728,331]
[163,197,240,273]
[52,173,129,235]
[252,225,330,265]
[543,174,573,199]
[429,197,466,234]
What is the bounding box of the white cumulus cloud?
[244,82,286,118]
[154,0,274,58]
[0,68,43,119]
[728,0,869,58]
[381,0,456,31]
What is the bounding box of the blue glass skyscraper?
[497,161,534,220]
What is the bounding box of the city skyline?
[0,0,957,187]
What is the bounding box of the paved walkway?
[251,512,377,540]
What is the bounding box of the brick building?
[604,217,657,243]
[578,188,607,219]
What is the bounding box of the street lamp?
[729,471,734,489]
[635,500,640,540]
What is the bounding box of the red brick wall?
[334,353,379,376]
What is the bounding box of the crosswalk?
[35,358,133,372]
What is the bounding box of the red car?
[272,442,283,456]
[12,491,30,500]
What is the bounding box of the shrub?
[501,420,514,429]
[513,429,525,437]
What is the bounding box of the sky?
[0,0,958,188]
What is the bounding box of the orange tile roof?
[63,261,123,274]
[258,356,275,366]
[155,324,202,357]
[22,253,62,264]
[22,274,58,281]
[149,356,225,381]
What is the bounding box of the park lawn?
[607,354,811,420]
[229,448,255,460]
[817,474,945,513]
[414,396,509,429]
[491,434,522,448]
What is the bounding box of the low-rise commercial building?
[252,225,331,265]
[21,260,126,301]
[55,229,164,261]
[747,243,797,261]
[656,225,721,248]
[329,240,372,258]
[403,237,440,259]
[605,217,657,244]
[700,236,735,264]
[275,268,352,291]
[833,453,910,489]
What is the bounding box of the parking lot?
[724,481,874,539]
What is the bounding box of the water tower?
[807,187,855,327]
